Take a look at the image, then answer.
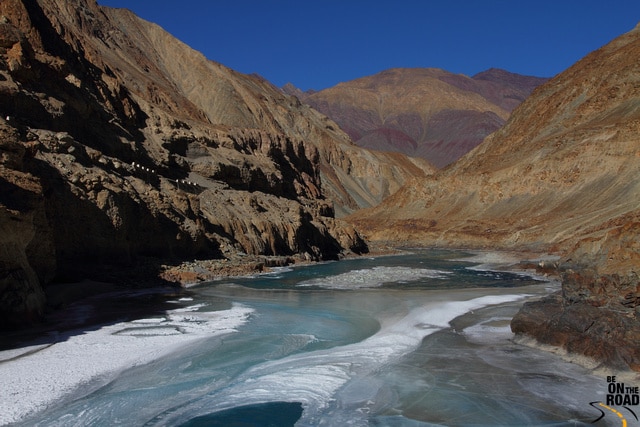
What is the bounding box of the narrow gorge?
[0,0,430,328]
[1,0,639,375]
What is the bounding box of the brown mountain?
[0,0,432,327]
[283,68,548,168]
[349,24,640,370]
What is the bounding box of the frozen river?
[1,249,616,426]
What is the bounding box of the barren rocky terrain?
[350,23,640,371]
[284,68,548,167]
[0,0,431,327]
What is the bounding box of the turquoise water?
[12,250,613,426]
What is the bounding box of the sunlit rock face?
[349,23,640,370]
[0,0,434,327]
[284,67,548,168]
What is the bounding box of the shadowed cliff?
[0,0,432,328]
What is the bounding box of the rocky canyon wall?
[0,0,429,328]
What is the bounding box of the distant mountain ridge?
[283,68,549,167]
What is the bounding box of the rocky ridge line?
[284,68,548,168]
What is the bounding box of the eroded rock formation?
[0,0,431,328]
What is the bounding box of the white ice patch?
[165,294,528,424]
[265,266,295,275]
[0,303,253,425]
[462,316,516,345]
[297,266,449,289]
[166,297,195,304]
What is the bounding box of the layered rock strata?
[0,0,431,328]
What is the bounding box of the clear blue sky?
[97,1,640,91]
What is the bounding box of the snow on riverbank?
[0,303,253,425]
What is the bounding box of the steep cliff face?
[95,4,435,216]
[0,123,52,327]
[349,23,640,370]
[0,0,429,328]
[284,68,548,168]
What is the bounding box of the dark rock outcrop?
[512,271,640,371]
[0,124,51,326]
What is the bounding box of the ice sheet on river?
[151,294,528,425]
[297,266,450,289]
[0,303,253,425]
